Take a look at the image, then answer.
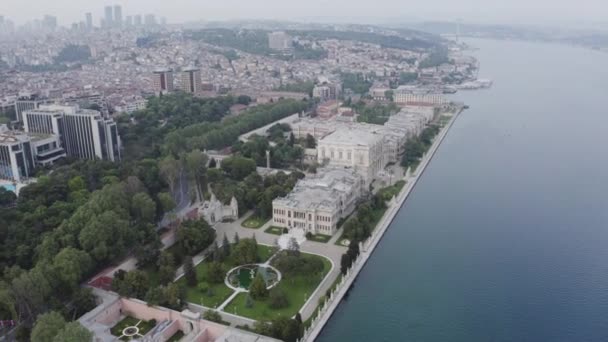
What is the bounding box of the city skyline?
[1,0,607,28]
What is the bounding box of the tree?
[288,132,295,146]
[183,149,208,200]
[177,218,216,256]
[52,322,92,342]
[221,156,256,181]
[222,233,230,258]
[347,241,360,261]
[52,247,93,290]
[287,237,300,257]
[208,158,217,169]
[269,287,289,309]
[206,261,225,284]
[234,232,240,245]
[305,134,316,149]
[158,251,176,285]
[159,155,180,194]
[0,187,16,207]
[184,256,197,287]
[158,192,176,213]
[340,253,352,275]
[249,273,268,299]
[31,311,66,342]
[203,310,223,323]
[71,288,96,318]
[113,270,149,299]
[11,269,52,323]
[385,90,394,101]
[237,95,252,105]
[131,192,156,224]
[232,239,258,265]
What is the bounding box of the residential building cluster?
[0,21,478,118]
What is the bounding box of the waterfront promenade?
[303,108,463,341]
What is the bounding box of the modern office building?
[180,67,202,94]
[268,32,292,51]
[104,6,113,28]
[313,82,342,100]
[272,168,365,235]
[125,16,133,27]
[23,105,121,162]
[144,14,156,26]
[42,15,57,30]
[0,128,34,183]
[85,12,93,30]
[113,5,122,27]
[14,97,47,123]
[152,68,174,95]
[134,15,142,26]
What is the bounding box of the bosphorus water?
[317,38,608,342]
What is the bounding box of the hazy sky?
[1,0,607,27]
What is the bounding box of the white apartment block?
[272,168,365,236]
[317,126,385,183]
[393,91,448,106]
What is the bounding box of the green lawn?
[224,254,332,320]
[178,244,278,309]
[377,180,406,202]
[307,234,332,244]
[264,226,285,236]
[334,206,387,246]
[242,215,270,229]
[110,316,156,340]
[177,261,235,309]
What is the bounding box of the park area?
[176,240,277,308]
[224,252,331,320]
[110,316,156,341]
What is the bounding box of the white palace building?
[272,168,364,236]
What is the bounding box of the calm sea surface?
[317,38,608,342]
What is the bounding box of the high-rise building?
[144,14,156,26]
[104,6,113,28]
[180,67,202,94]
[42,15,57,30]
[0,128,34,183]
[134,15,142,26]
[14,96,52,123]
[268,31,292,51]
[85,12,93,30]
[153,69,174,95]
[113,5,122,27]
[23,105,121,162]
[125,16,133,27]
